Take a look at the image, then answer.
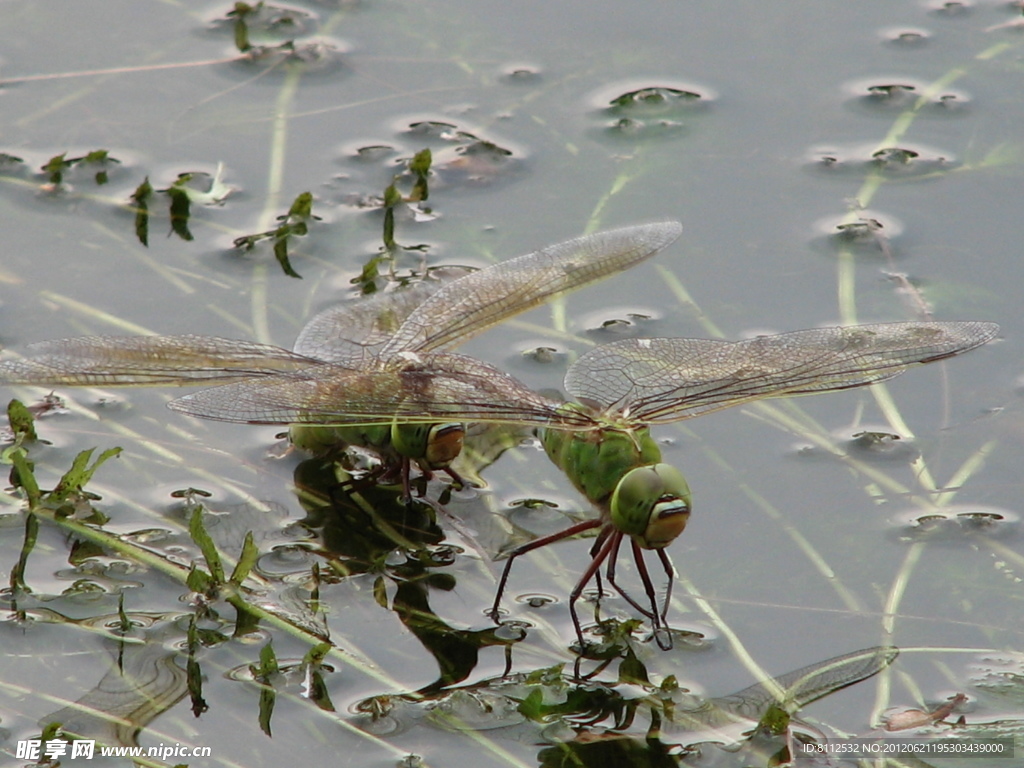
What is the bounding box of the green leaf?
[254,641,278,736]
[9,511,39,594]
[516,687,547,721]
[116,592,131,633]
[7,399,37,443]
[188,507,224,584]
[409,148,432,202]
[273,237,301,279]
[229,531,259,585]
[187,615,209,716]
[166,187,193,242]
[49,447,121,505]
[757,702,791,736]
[287,191,313,218]
[229,593,261,638]
[8,449,40,508]
[42,153,71,185]
[302,642,335,711]
[186,564,213,594]
[373,575,388,608]
[130,177,152,247]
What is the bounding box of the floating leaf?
[382,182,401,250]
[7,399,37,443]
[408,148,432,202]
[166,186,193,242]
[130,177,152,247]
[252,642,279,737]
[41,153,72,185]
[232,191,317,278]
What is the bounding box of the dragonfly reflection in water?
[0,222,682,497]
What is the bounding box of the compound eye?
[423,423,464,469]
[610,464,691,548]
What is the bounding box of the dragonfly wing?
[380,221,683,354]
[169,352,587,429]
[0,335,317,387]
[293,267,474,363]
[565,321,998,424]
[695,646,898,730]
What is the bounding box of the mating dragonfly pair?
[0,222,998,649]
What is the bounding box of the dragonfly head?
[391,421,465,469]
[610,463,691,550]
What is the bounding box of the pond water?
[1,1,1023,766]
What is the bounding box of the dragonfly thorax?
[540,409,663,510]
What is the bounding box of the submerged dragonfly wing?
[380,221,683,355]
[565,321,999,424]
[0,335,317,387]
[293,267,474,363]
[168,352,586,429]
[677,646,898,733]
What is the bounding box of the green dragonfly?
[0,221,682,497]
[488,320,999,648]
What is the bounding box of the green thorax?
[540,403,662,510]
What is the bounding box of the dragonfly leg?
[568,531,620,650]
[656,548,675,627]
[589,526,613,599]
[399,457,424,504]
[633,541,674,650]
[605,539,658,622]
[487,519,603,623]
[441,465,469,491]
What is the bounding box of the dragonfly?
[487,320,999,649]
[0,221,682,497]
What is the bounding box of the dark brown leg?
[568,531,620,649]
[488,519,603,622]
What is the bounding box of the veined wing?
[293,267,473,363]
[564,321,999,424]
[676,646,897,733]
[380,221,683,355]
[0,335,318,387]
[168,352,595,430]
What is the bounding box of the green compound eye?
[610,464,691,549]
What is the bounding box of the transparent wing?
[381,221,683,354]
[0,335,317,387]
[695,646,898,729]
[168,352,592,429]
[565,321,999,424]
[293,267,473,363]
